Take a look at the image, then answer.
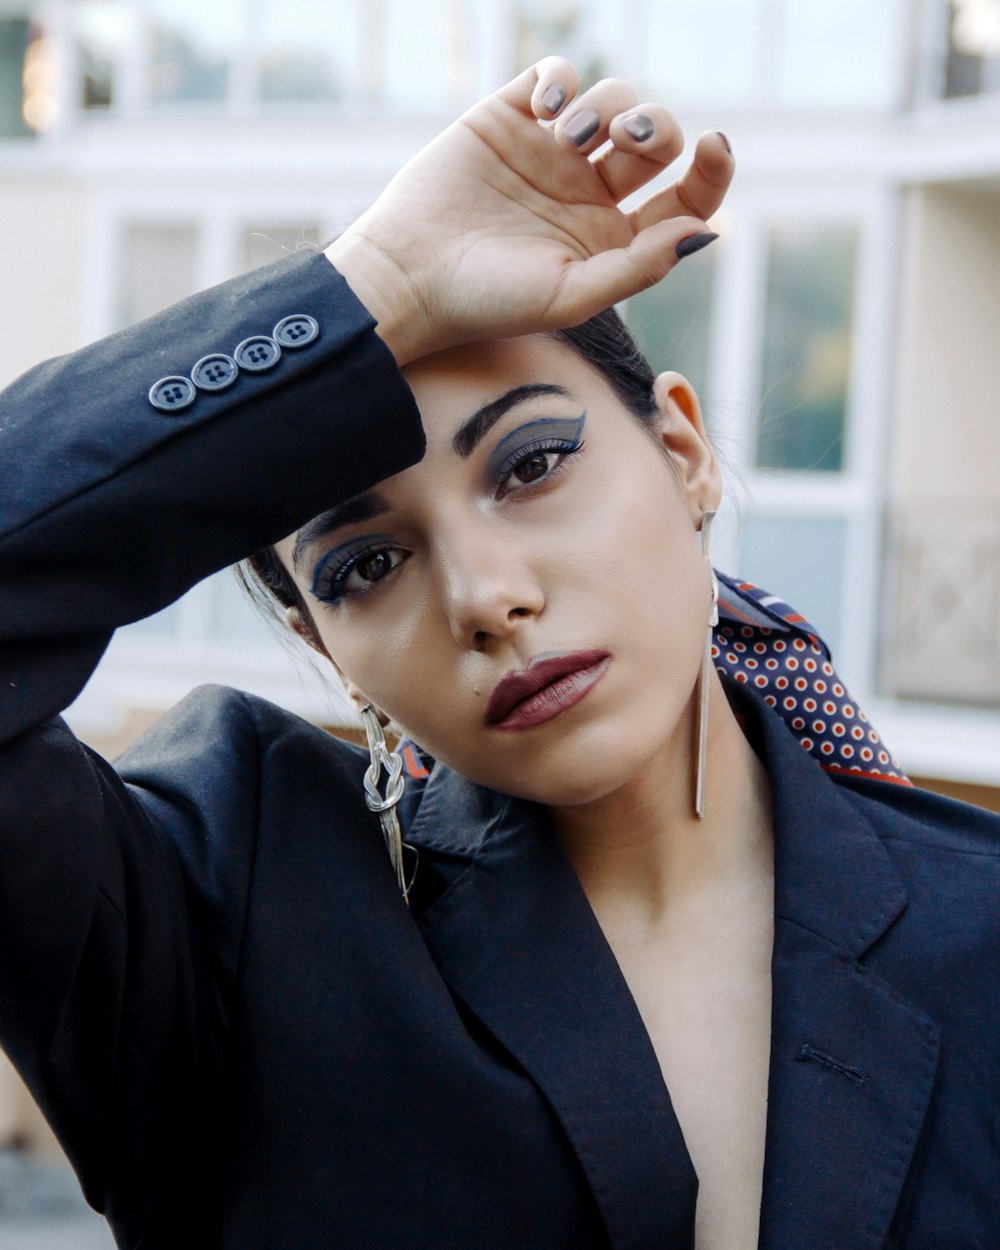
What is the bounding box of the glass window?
[776,0,901,107]
[944,0,1000,98]
[148,0,240,105]
[625,243,717,404]
[117,222,199,329]
[0,17,33,137]
[241,224,322,272]
[737,515,848,659]
[755,226,858,474]
[514,0,619,88]
[75,0,128,109]
[257,0,361,102]
[381,0,479,109]
[643,0,761,105]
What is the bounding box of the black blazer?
[1,253,999,1249]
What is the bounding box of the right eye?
[311,543,409,605]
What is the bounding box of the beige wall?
[892,181,1000,506]
[0,175,89,388]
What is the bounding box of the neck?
[549,674,773,943]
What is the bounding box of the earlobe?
[652,370,722,516]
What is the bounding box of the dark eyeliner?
[310,533,398,603]
[485,413,587,484]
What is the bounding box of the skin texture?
[325,57,734,364]
[280,58,765,1247]
[276,334,721,812]
[276,335,775,1250]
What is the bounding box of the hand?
[326,57,733,365]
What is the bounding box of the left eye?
[312,543,409,604]
[344,548,404,591]
[497,441,582,495]
[510,451,559,485]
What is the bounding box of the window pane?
[643,0,761,104]
[75,0,128,109]
[625,243,717,403]
[117,223,199,329]
[513,0,620,87]
[776,0,901,107]
[148,0,240,104]
[0,17,32,137]
[257,0,361,102]
[241,224,321,272]
[944,0,1000,98]
[738,515,847,659]
[755,227,857,473]
[381,0,479,109]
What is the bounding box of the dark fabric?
[1,253,999,1249]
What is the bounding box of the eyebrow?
[452,383,572,457]
[291,492,391,572]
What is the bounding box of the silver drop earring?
[695,511,720,820]
[360,705,410,904]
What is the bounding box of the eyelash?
[311,540,409,606]
[492,436,586,496]
[311,435,586,606]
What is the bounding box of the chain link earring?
[695,511,720,819]
[360,705,410,904]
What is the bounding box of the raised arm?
[328,57,732,364]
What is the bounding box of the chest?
[608,905,774,1250]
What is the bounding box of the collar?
[405,685,939,1249]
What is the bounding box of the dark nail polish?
[675,231,719,260]
[624,113,655,143]
[565,108,600,147]
[542,83,567,114]
[716,131,732,155]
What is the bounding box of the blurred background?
[1,0,999,1241]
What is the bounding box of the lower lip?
[489,656,612,731]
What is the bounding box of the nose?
[435,523,545,651]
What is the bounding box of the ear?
[652,371,722,520]
[284,605,330,658]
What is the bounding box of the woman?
[1,58,998,1250]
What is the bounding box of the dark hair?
[237,306,659,630]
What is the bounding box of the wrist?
[324,232,428,367]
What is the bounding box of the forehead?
[400,334,605,439]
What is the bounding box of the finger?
[550,215,717,324]
[495,56,580,120]
[553,77,640,155]
[628,131,734,233]
[590,104,685,203]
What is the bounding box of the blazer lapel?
[408,767,698,1250]
[752,707,941,1250]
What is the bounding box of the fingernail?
[565,108,600,147]
[542,83,567,114]
[624,113,655,143]
[716,131,732,155]
[676,231,719,260]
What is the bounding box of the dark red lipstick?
[485,650,611,730]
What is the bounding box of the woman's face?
[276,335,720,809]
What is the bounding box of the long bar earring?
[695,511,720,820]
[360,705,409,904]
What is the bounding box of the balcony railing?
[884,503,1000,707]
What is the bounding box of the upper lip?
[484,650,610,726]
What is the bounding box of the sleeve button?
[234,335,281,372]
[192,353,239,391]
[149,375,197,413]
[273,314,319,349]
